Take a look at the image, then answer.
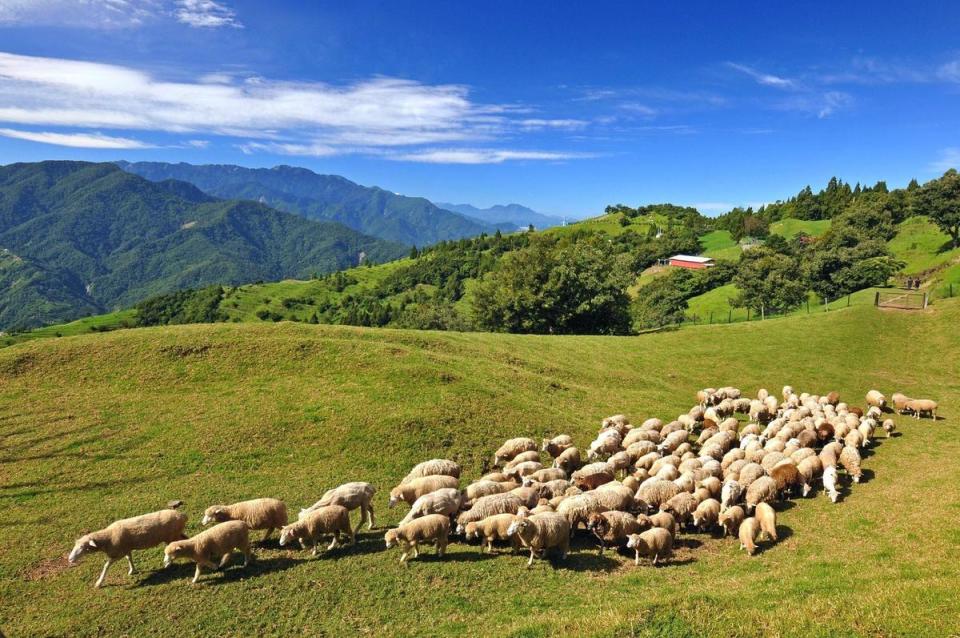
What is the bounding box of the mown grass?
[698,230,742,261]
[1,301,959,637]
[887,216,960,274]
[769,218,832,238]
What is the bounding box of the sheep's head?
[201,506,229,525]
[625,534,643,550]
[384,529,399,549]
[506,518,532,538]
[585,514,608,537]
[463,522,479,540]
[68,535,97,564]
[278,525,297,547]
[163,542,186,567]
[388,487,403,508]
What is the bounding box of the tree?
[734,248,807,315]
[917,169,960,248]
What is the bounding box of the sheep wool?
[402,459,462,484]
[384,514,450,564]
[163,520,252,584]
[201,498,288,542]
[626,527,673,565]
[279,505,353,554]
[755,502,777,542]
[738,517,760,555]
[506,512,571,568]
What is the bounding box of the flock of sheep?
[67,386,938,585]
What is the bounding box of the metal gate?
[875,290,928,309]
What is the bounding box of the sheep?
[698,476,722,500]
[504,451,542,470]
[692,498,721,533]
[820,442,842,469]
[647,511,678,538]
[745,476,778,513]
[399,488,465,526]
[527,479,571,500]
[553,447,582,474]
[602,414,631,433]
[905,399,938,420]
[839,446,863,483]
[586,511,649,554]
[782,385,794,401]
[504,461,544,480]
[463,513,521,553]
[625,528,673,565]
[556,492,609,530]
[737,463,766,489]
[402,459,462,483]
[636,479,681,512]
[720,480,742,510]
[466,480,508,502]
[769,462,805,497]
[588,430,623,460]
[384,514,450,564]
[542,434,574,458]
[844,430,865,450]
[68,508,188,588]
[507,512,571,567]
[494,437,539,466]
[823,465,840,503]
[866,390,886,410]
[882,419,896,437]
[572,462,615,490]
[201,498,288,543]
[301,482,376,531]
[456,493,524,533]
[755,502,777,542]
[719,505,745,538]
[891,392,911,414]
[825,391,841,406]
[279,505,353,554]
[509,486,541,509]
[480,471,511,483]
[738,517,760,555]
[525,468,567,484]
[796,456,823,496]
[163,521,252,584]
[816,423,835,443]
[661,492,698,528]
[389,475,459,507]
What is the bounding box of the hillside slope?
[120,161,499,246]
[435,201,563,230]
[1,301,958,636]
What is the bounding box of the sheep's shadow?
[754,525,793,555]
[775,500,798,512]
[673,537,703,550]
[553,551,620,573]
[858,468,876,484]
[136,555,304,587]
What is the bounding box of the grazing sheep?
[588,430,623,460]
[389,475,460,507]
[384,514,450,564]
[755,502,777,542]
[480,471,511,483]
[163,521,252,584]
[466,480,508,502]
[882,419,896,437]
[542,434,574,458]
[399,488,465,526]
[525,467,567,484]
[402,459,462,483]
[737,463,766,490]
[719,505,745,538]
[626,528,673,565]
[826,391,841,406]
[796,456,823,496]
[769,462,805,497]
[68,508,188,588]
[738,517,760,555]
[572,462,615,490]
[816,422,835,443]
[494,437,539,466]
[721,480,742,510]
[745,476,778,513]
[586,511,649,554]
[464,513,521,553]
[905,399,938,420]
[556,493,609,530]
[891,392,911,414]
[823,465,840,503]
[201,498,288,543]
[504,461,544,480]
[636,479,681,512]
[692,498,721,533]
[866,390,886,410]
[507,513,571,568]
[509,486,541,509]
[456,493,524,533]
[648,511,678,538]
[819,442,842,469]
[504,451,542,470]
[279,505,353,554]
[661,492,699,528]
[553,447,582,474]
[301,482,376,531]
[527,479,571,500]
[839,446,863,483]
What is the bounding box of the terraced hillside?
[1,300,958,637]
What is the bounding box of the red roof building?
[668,254,715,269]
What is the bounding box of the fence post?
[728,309,732,324]
[874,291,879,307]
[806,299,810,314]
[710,311,714,324]
[847,294,851,307]
[747,308,751,321]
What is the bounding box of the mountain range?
[0,161,405,330]
[118,161,501,246]
[434,202,563,230]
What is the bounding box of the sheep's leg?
[192,564,204,584]
[653,554,659,565]
[126,554,136,575]
[94,559,113,588]
[262,528,273,544]
[527,548,535,568]
[411,542,419,558]
[634,550,640,566]
[327,535,338,551]
[366,503,376,530]
[218,553,232,569]
[597,540,605,556]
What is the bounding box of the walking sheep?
[456,493,524,534]
[506,512,571,568]
[692,498,721,533]
[389,475,460,507]
[494,437,539,466]
[823,465,840,503]
[399,488,465,526]
[163,520,252,584]
[738,517,760,555]
[586,511,650,554]
[201,498,288,543]
[69,508,188,588]
[839,446,863,483]
[904,399,938,420]
[464,513,521,553]
[755,502,777,542]
[866,390,886,410]
[542,434,574,458]
[553,446,582,474]
[719,505,745,538]
[279,505,354,554]
[625,528,673,565]
[300,482,376,532]
[745,476,778,513]
[384,514,450,564]
[402,459,462,483]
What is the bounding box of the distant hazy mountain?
[119,161,498,246]
[435,202,563,230]
[0,161,405,330]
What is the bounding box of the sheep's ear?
[87,539,97,548]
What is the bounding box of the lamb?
[399,488,465,526]
[839,446,863,483]
[279,505,353,554]
[571,462,615,490]
[463,513,521,553]
[542,434,574,458]
[692,498,721,533]
[882,419,896,437]
[300,482,376,531]
[402,459,462,483]
[201,498,288,543]
[553,447,582,474]
[719,505,745,537]
[507,512,571,567]
[455,493,523,533]
[823,465,840,503]
[68,508,188,588]
[755,502,777,542]
[738,517,760,555]
[586,511,649,554]
[384,514,450,564]
[163,520,252,584]
[720,480,742,510]
[389,475,460,507]
[625,527,673,565]
[866,390,886,409]
[745,476,777,513]
[494,437,539,466]
[905,399,938,420]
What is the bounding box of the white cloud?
[174,0,240,28]
[816,91,853,118]
[0,0,158,28]
[937,60,960,83]
[726,62,795,89]
[517,118,589,130]
[0,127,151,148]
[930,148,960,172]
[391,148,592,164]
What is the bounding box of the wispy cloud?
[391,149,593,164]
[0,127,151,148]
[517,118,589,130]
[174,0,240,28]
[726,62,795,89]
[0,0,159,28]
[930,147,960,172]
[937,59,960,83]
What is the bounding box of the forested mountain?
[0,161,405,330]
[434,202,563,230]
[118,161,499,246]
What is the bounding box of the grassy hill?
[1,300,958,637]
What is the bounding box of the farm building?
[668,254,715,269]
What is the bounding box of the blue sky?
[1,1,959,217]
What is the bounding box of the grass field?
[698,230,742,261]
[769,218,832,238]
[2,300,959,637]
[887,216,960,274]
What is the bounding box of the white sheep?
[507,512,571,568]
[463,513,521,553]
[626,527,673,565]
[399,488,465,526]
[402,459,462,483]
[279,505,353,554]
[719,505,745,537]
[494,437,539,466]
[542,434,574,458]
[823,465,840,503]
[384,514,450,564]
[201,498,288,543]
[300,482,376,532]
[389,475,460,507]
[163,520,252,584]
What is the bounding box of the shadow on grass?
[859,468,876,484]
[136,555,305,587]
[755,525,794,555]
[0,476,151,502]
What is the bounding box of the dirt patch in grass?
[22,555,71,582]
